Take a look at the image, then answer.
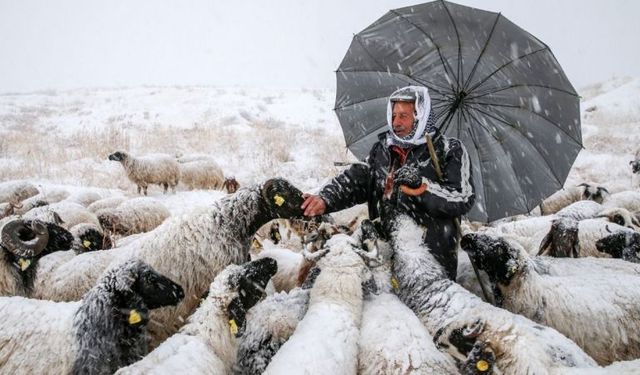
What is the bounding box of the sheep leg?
[162,183,168,194]
[137,185,142,194]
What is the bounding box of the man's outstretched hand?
[301,193,327,217]
[394,165,422,189]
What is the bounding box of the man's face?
[391,101,415,138]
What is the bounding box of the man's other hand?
[394,165,422,189]
[301,194,327,217]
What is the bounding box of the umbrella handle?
[400,183,427,196]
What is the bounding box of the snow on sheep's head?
[596,229,640,262]
[578,183,609,204]
[260,178,305,220]
[538,218,580,258]
[461,233,525,285]
[223,257,278,337]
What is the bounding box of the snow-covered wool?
[462,232,640,365]
[254,247,303,293]
[263,234,375,375]
[65,190,103,207]
[177,156,225,190]
[22,201,102,230]
[96,197,170,236]
[0,188,70,218]
[555,200,605,220]
[30,178,305,347]
[386,213,598,374]
[539,183,609,215]
[108,150,180,195]
[116,258,277,375]
[602,190,640,212]
[355,219,459,375]
[0,259,184,375]
[87,196,127,213]
[0,180,38,205]
[538,217,637,258]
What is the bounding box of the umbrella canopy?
[335,0,582,223]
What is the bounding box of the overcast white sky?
[1,0,639,93]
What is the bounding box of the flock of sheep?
[0,149,638,374]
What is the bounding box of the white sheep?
[0,180,39,204]
[29,178,305,347]
[386,212,598,374]
[539,183,609,215]
[22,201,101,229]
[108,150,180,195]
[177,156,225,190]
[254,246,304,292]
[116,258,277,375]
[96,197,171,236]
[0,259,184,375]
[602,190,640,212]
[263,233,375,375]
[462,232,640,365]
[354,219,459,375]
[1,188,70,218]
[87,196,127,213]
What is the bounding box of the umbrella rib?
[466,103,564,187]
[389,9,459,92]
[467,83,578,102]
[441,0,463,90]
[461,12,502,92]
[465,47,549,94]
[334,92,447,111]
[465,100,583,147]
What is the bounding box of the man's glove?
[394,165,422,189]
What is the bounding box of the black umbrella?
[335,0,582,222]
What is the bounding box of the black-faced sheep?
[596,230,640,263]
[108,151,180,195]
[30,178,305,347]
[87,196,127,213]
[115,258,277,374]
[96,197,170,237]
[462,232,640,365]
[0,259,184,375]
[385,212,598,374]
[539,183,609,215]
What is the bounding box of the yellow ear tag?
[83,240,92,248]
[18,258,31,271]
[128,309,142,325]
[229,319,238,335]
[476,360,490,372]
[273,195,285,206]
[390,276,399,290]
[275,232,281,241]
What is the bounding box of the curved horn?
[1,219,49,258]
[302,247,329,262]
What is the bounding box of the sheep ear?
[537,229,554,256]
[261,178,304,218]
[227,297,246,338]
[238,258,277,310]
[131,264,185,309]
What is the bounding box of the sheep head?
[460,340,497,375]
[108,151,129,163]
[111,259,185,313]
[595,230,640,263]
[260,178,304,220]
[0,219,49,267]
[226,257,278,337]
[223,177,240,194]
[596,207,639,230]
[537,218,579,258]
[578,183,609,203]
[461,233,524,285]
[630,160,640,174]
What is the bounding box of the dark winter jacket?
[319,131,475,279]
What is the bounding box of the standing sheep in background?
[177,155,226,190]
[0,259,184,375]
[116,258,277,375]
[96,197,171,237]
[385,211,598,374]
[108,151,180,195]
[539,183,609,215]
[87,196,127,213]
[29,178,305,347]
[462,232,640,365]
[602,190,640,212]
[631,148,640,189]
